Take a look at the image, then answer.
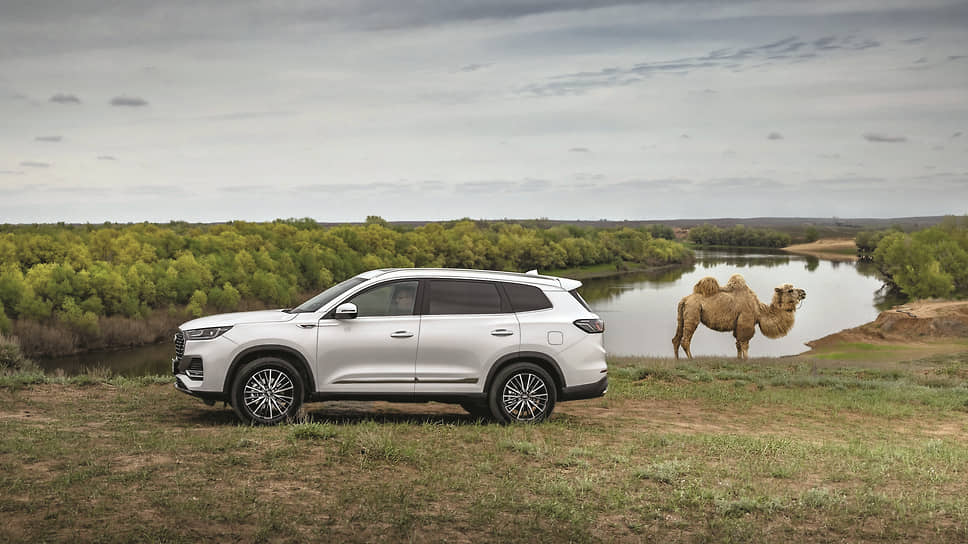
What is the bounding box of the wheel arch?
[485,351,566,395]
[224,345,315,400]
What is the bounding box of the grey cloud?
[706,177,784,191]
[819,153,841,159]
[680,134,690,139]
[455,181,517,193]
[459,63,492,72]
[20,161,50,168]
[49,93,80,104]
[294,182,396,193]
[805,176,887,190]
[126,184,185,195]
[0,170,24,175]
[607,178,693,192]
[522,33,882,97]
[902,37,927,44]
[953,132,963,138]
[569,147,590,153]
[767,132,783,140]
[415,180,447,192]
[50,186,110,196]
[913,57,928,64]
[110,95,149,107]
[573,172,606,181]
[215,184,276,194]
[35,135,62,142]
[949,55,967,61]
[198,110,295,121]
[97,155,117,161]
[863,132,907,143]
[519,179,552,192]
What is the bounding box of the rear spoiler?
[525,269,582,291]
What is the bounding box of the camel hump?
[693,276,721,296]
[725,274,749,291]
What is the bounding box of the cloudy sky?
[1,0,966,223]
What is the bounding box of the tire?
[488,363,557,423]
[230,357,304,425]
[460,401,492,421]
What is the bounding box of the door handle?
[491,329,514,337]
[390,331,414,338]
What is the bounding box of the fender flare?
[484,351,566,393]
[223,344,316,397]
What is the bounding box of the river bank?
[799,299,968,361]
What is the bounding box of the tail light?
[573,318,605,334]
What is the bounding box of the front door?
[314,280,419,394]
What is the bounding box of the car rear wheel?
[231,357,304,425]
[488,363,556,423]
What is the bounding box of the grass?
[2,354,968,542]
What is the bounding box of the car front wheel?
[488,363,556,423]
[230,357,304,425]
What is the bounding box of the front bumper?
[174,375,227,403]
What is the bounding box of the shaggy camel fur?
[672,274,806,360]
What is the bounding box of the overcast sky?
[1,0,966,223]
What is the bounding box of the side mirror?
[334,302,358,319]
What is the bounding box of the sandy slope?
[782,238,858,261]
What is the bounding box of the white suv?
[173,268,607,424]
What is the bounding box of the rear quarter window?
[503,283,553,312]
[569,289,592,311]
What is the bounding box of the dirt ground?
[782,238,858,261]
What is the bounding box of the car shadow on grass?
[302,401,486,425]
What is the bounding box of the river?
[581,249,895,358]
[37,249,894,376]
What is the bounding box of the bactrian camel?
[672,274,806,360]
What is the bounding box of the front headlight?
[185,326,233,340]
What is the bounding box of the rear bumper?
[559,375,607,401]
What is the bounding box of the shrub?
[0,334,39,372]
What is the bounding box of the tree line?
[0,218,691,338]
[858,216,968,299]
[686,225,792,248]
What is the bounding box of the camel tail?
[693,277,720,297]
[672,299,686,357]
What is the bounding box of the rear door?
[414,279,520,394]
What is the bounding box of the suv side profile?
[173,268,607,424]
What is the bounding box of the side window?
[504,283,553,312]
[346,281,418,317]
[426,280,503,315]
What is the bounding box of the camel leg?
[679,304,701,359]
[734,316,756,360]
[672,300,685,359]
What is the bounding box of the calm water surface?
[39,249,894,375]
[581,249,893,358]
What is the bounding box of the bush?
[0,334,39,372]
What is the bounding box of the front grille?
[174,331,185,359]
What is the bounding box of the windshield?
[291,276,367,313]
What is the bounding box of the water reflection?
[579,249,895,358]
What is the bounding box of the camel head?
[773,283,806,311]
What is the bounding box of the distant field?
[2,354,967,543]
